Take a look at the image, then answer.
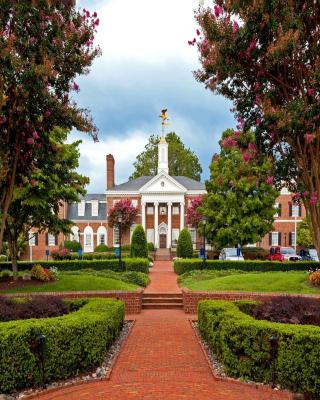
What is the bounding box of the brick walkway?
[33,261,292,400]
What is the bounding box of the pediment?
[139,172,186,193]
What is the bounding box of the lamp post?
[77,228,82,259]
[202,217,207,270]
[269,335,278,388]
[117,215,123,271]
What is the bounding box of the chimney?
[106,154,115,189]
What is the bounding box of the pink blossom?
[233,130,241,137]
[266,176,273,185]
[222,137,237,148]
[256,117,262,125]
[304,191,309,197]
[295,192,301,199]
[307,88,315,97]
[305,132,314,144]
[93,11,98,17]
[94,18,100,26]
[30,179,37,186]
[243,153,250,162]
[44,110,51,118]
[32,131,39,139]
[0,116,7,124]
[310,194,318,205]
[196,29,201,36]
[86,10,90,18]
[73,82,79,91]
[232,21,239,34]
[214,4,222,17]
[248,143,256,151]
[254,82,261,91]
[27,138,34,145]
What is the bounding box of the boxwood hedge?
[0,298,124,393]
[174,259,319,275]
[198,300,320,398]
[0,258,149,274]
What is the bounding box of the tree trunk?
[8,231,18,281]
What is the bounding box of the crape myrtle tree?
[200,129,278,249]
[192,2,320,253]
[129,132,202,181]
[108,199,138,231]
[187,196,203,227]
[4,127,89,278]
[0,0,101,251]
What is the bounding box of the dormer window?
[161,181,165,187]
[78,200,85,216]
[91,200,99,217]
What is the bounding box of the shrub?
[0,298,124,393]
[176,229,193,258]
[309,269,320,286]
[173,259,320,275]
[130,225,148,258]
[62,240,81,252]
[0,296,71,322]
[241,247,268,260]
[51,248,71,260]
[31,265,50,282]
[251,297,320,326]
[0,255,7,262]
[94,244,109,252]
[147,242,155,252]
[82,252,118,260]
[198,300,320,397]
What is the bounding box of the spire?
[158,109,169,174]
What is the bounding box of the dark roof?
[108,175,205,191]
[67,194,106,220]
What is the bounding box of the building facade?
[24,138,305,260]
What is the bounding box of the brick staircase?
[155,248,171,261]
[142,293,183,310]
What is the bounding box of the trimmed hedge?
[0,298,124,393]
[0,258,149,274]
[173,259,320,275]
[198,300,320,397]
[130,225,148,258]
[176,228,193,258]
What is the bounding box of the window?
[147,229,154,243]
[71,226,79,242]
[48,234,56,246]
[188,228,196,244]
[91,200,99,217]
[271,232,279,246]
[113,226,120,246]
[131,199,138,207]
[274,202,281,217]
[99,234,105,245]
[290,232,296,247]
[97,226,107,246]
[85,234,92,246]
[147,206,154,215]
[172,229,180,247]
[172,206,179,215]
[160,206,166,215]
[29,232,36,246]
[78,200,85,216]
[292,204,299,217]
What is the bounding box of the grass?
[2,273,138,293]
[178,270,320,294]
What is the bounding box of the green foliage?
[0,298,124,393]
[297,218,313,248]
[198,300,320,397]
[94,244,109,252]
[173,259,319,275]
[0,258,150,274]
[130,225,148,259]
[62,240,82,252]
[129,132,202,181]
[147,242,155,251]
[201,130,278,249]
[176,228,193,258]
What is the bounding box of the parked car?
[219,248,244,261]
[280,247,302,261]
[267,246,284,261]
[300,248,319,262]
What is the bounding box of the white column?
[141,202,146,232]
[154,202,159,248]
[167,202,172,248]
[180,202,185,232]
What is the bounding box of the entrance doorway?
[159,234,167,248]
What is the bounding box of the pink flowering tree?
[187,196,203,227]
[108,199,138,230]
[0,1,101,250]
[192,1,320,254]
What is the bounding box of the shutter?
[289,232,292,246]
[278,203,282,217]
[289,202,292,217]
[35,233,38,246]
[299,204,302,217]
[278,232,281,246]
[55,235,58,246]
[45,233,48,246]
[269,233,272,246]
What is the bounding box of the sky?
[72,0,236,193]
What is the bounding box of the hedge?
[0,298,124,393]
[176,228,193,258]
[198,300,320,397]
[130,225,148,258]
[173,259,320,275]
[0,258,149,274]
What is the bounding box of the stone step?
[142,303,184,310]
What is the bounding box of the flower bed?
[0,298,124,393]
[174,258,319,275]
[198,299,320,397]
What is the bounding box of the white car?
[280,247,302,261]
[219,248,244,261]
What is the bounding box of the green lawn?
[2,273,138,293]
[179,270,320,294]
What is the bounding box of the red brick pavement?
[145,260,181,293]
[31,261,293,400]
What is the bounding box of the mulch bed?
[0,277,47,291]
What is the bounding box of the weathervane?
[159,108,170,136]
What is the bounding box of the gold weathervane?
[159,108,170,136]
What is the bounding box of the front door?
[159,234,167,248]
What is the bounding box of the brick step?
[155,256,171,261]
[142,303,184,310]
[142,297,183,304]
[143,293,182,298]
